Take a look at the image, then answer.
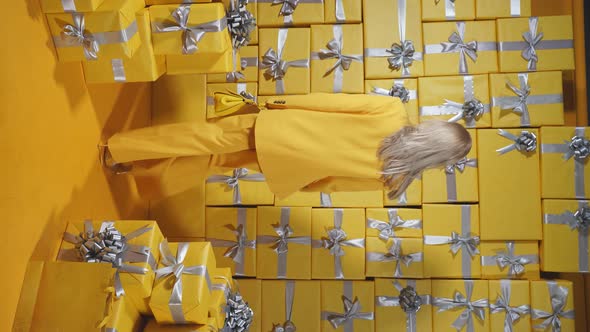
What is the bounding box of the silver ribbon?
[480,241,539,277]
[541,128,588,198]
[366,209,422,240]
[320,192,333,207]
[312,209,365,279]
[490,280,530,332]
[423,205,478,277]
[398,191,408,205]
[366,238,423,278]
[226,54,258,82]
[153,5,228,55]
[432,280,489,332]
[111,59,126,82]
[227,0,256,49]
[58,13,99,60]
[510,0,521,16]
[444,157,478,202]
[376,280,432,332]
[260,28,310,94]
[310,25,363,93]
[154,240,213,323]
[222,288,254,332]
[321,281,374,332]
[543,201,590,272]
[206,168,266,205]
[496,129,537,155]
[435,0,456,19]
[272,281,297,332]
[531,281,575,332]
[335,0,346,21]
[257,207,311,278]
[258,0,323,25]
[371,80,417,104]
[61,0,76,11]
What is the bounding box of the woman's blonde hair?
[378,120,472,200]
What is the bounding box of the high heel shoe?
[98,143,132,175]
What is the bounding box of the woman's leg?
[108,113,258,163]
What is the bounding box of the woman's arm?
[301,176,385,193]
[264,93,403,115]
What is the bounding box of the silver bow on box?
[227,0,256,49]
[480,241,538,277]
[376,280,432,332]
[490,280,530,332]
[531,282,575,332]
[366,239,423,278]
[371,83,416,104]
[497,129,537,155]
[206,168,266,205]
[322,296,374,332]
[222,289,254,332]
[270,281,297,332]
[444,157,477,202]
[366,209,422,240]
[61,13,99,60]
[433,281,489,332]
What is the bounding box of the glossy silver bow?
[503,77,532,124]
[223,290,254,332]
[445,157,478,175]
[227,0,256,49]
[326,296,374,329]
[443,98,485,124]
[522,17,543,71]
[433,282,488,332]
[272,0,300,16]
[565,136,590,161]
[449,231,480,257]
[441,22,478,74]
[261,48,290,80]
[223,224,256,263]
[318,38,362,77]
[490,286,530,332]
[378,240,423,278]
[270,224,297,254]
[389,84,411,103]
[206,168,266,205]
[493,242,536,277]
[387,40,416,75]
[532,282,575,332]
[366,209,422,241]
[62,13,99,60]
[272,321,296,332]
[569,207,590,235]
[497,130,537,155]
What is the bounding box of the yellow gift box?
[236,279,262,332]
[366,237,424,278]
[540,127,590,199]
[490,71,564,128]
[476,0,531,19]
[478,128,542,240]
[418,75,491,128]
[365,79,419,124]
[423,21,497,76]
[150,4,231,56]
[497,16,575,72]
[205,168,275,206]
[530,280,576,332]
[276,190,383,208]
[489,280,531,332]
[321,281,375,332]
[480,241,540,280]
[220,0,259,44]
[431,280,489,332]
[258,28,310,95]
[310,24,364,93]
[325,0,361,23]
[144,318,218,332]
[41,0,103,13]
[366,208,423,239]
[206,82,259,119]
[363,0,424,79]
[209,268,233,329]
[47,0,144,62]
[422,0,475,21]
[262,280,321,331]
[423,204,481,278]
[422,129,478,203]
[149,241,216,324]
[167,47,238,75]
[57,220,163,314]
[311,208,366,279]
[375,278,432,332]
[208,46,259,83]
[542,199,590,272]
[257,0,324,27]
[256,206,312,279]
[205,207,257,276]
[384,177,422,207]
[83,9,166,83]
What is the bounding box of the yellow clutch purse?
[213,90,258,117]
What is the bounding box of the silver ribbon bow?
[441,22,478,74]
[366,239,423,278]
[444,157,477,202]
[154,240,212,323]
[206,168,266,205]
[522,17,543,71]
[62,13,99,60]
[433,281,489,332]
[371,82,417,105]
[261,29,310,94]
[325,296,374,330]
[531,282,575,332]
[490,280,530,332]
[495,242,537,277]
[504,75,531,126]
[227,0,256,49]
[222,289,254,332]
[387,40,416,76]
[366,209,422,240]
[496,129,537,155]
[444,98,485,125]
[272,281,297,332]
[376,280,432,332]
[447,231,481,257]
[272,0,300,16]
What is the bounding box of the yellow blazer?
[255,93,409,198]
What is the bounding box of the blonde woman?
[103,93,471,199]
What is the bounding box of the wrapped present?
[150,4,230,56]
[366,208,422,239]
[478,129,542,240]
[325,0,362,23]
[497,16,575,72]
[83,9,166,83]
[366,79,419,124]
[258,28,310,95]
[261,281,321,331]
[375,279,432,332]
[530,280,575,332]
[57,220,163,314]
[235,279,261,332]
[476,0,531,19]
[490,71,564,128]
[321,281,375,331]
[257,0,324,27]
[206,207,257,276]
[144,319,218,332]
[422,0,475,21]
[418,75,491,128]
[311,208,366,279]
[209,268,233,329]
[363,0,424,78]
[276,190,383,208]
[208,45,259,82]
[489,280,532,332]
[167,47,238,75]
[423,204,481,278]
[422,129,478,203]
[206,82,258,119]
[384,177,422,206]
[46,0,144,62]
[480,241,540,279]
[542,200,590,272]
[256,206,312,279]
[149,241,216,324]
[41,0,103,13]
[432,280,489,332]
[423,21,497,76]
[366,237,424,278]
[310,24,364,93]
[540,127,590,199]
[205,168,274,206]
